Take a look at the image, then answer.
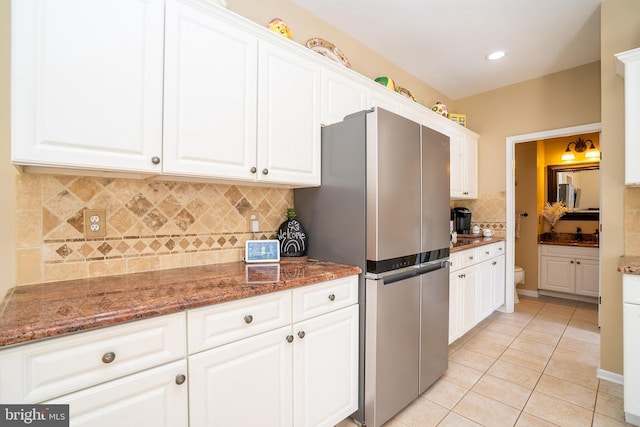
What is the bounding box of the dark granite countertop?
[538,232,599,248]
[451,236,505,253]
[618,256,640,274]
[0,259,361,348]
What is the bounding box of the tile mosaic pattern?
[15,174,293,285]
[452,191,507,236]
[337,296,628,427]
[625,187,640,255]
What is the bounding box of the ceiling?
[292,0,602,100]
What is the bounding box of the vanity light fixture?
[486,51,506,61]
[561,137,599,161]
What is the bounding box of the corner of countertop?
[618,255,640,274]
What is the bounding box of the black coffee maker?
[452,207,472,234]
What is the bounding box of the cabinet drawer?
[188,290,292,354]
[293,275,358,322]
[0,312,186,404]
[624,274,640,304]
[458,248,479,269]
[449,252,462,272]
[539,244,598,259]
[477,245,494,262]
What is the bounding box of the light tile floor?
[338,295,633,427]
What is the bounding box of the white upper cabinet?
[257,42,321,186]
[615,48,640,186]
[320,67,368,126]
[428,115,478,199]
[162,0,258,181]
[11,0,165,173]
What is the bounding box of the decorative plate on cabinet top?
[306,38,351,68]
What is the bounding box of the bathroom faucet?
[576,227,583,241]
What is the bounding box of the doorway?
[504,122,602,313]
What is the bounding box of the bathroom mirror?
[546,162,600,221]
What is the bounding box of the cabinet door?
[449,272,461,344]
[575,258,599,297]
[492,255,506,309]
[616,48,640,185]
[540,256,575,293]
[45,360,188,427]
[320,68,367,126]
[189,325,293,427]
[258,42,321,186]
[12,0,164,173]
[476,261,494,320]
[464,134,479,198]
[163,0,258,180]
[293,305,359,427]
[449,132,466,198]
[460,268,479,335]
[624,302,640,418]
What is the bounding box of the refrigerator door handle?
[382,260,448,285]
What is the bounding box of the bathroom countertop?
[451,236,504,252]
[0,259,361,348]
[537,232,599,248]
[618,256,640,274]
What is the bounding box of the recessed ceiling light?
[486,51,506,61]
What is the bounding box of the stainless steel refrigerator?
[295,107,451,427]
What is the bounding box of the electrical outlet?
[248,211,259,232]
[83,209,106,238]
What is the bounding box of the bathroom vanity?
[537,233,599,300]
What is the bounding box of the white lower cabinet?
[623,274,640,425]
[188,275,359,427]
[189,325,294,427]
[0,276,359,427]
[46,360,188,427]
[538,244,599,297]
[449,242,505,344]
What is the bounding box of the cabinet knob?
[151,156,160,165]
[286,335,294,343]
[244,314,253,324]
[576,261,581,265]
[328,293,336,301]
[485,251,490,255]
[262,168,269,175]
[570,260,575,264]
[102,352,116,364]
[469,256,474,260]
[493,261,497,265]
[250,167,257,173]
[298,331,306,339]
[175,374,186,385]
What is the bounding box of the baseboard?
[538,290,598,304]
[597,368,624,385]
[517,289,539,298]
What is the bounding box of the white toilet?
[514,266,525,303]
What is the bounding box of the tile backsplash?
[16,174,293,285]
[452,191,507,236]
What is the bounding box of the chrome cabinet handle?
[244,315,253,324]
[250,167,257,173]
[328,294,336,301]
[298,331,305,339]
[102,352,116,364]
[175,374,186,385]
[262,168,269,175]
[286,335,294,343]
[151,156,160,165]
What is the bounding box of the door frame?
[505,122,602,313]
